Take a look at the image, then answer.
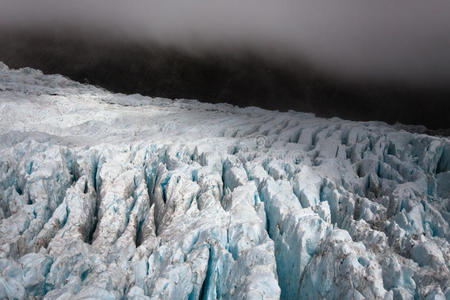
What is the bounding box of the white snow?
[0,63,449,299]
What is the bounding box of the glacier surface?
[0,62,449,299]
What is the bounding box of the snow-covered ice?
[0,62,449,299]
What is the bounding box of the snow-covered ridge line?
[0,61,285,115]
[0,63,449,299]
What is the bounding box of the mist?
[1,0,450,131]
[2,0,450,86]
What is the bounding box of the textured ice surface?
[0,62,449,299]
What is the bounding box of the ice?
[299,229,389,299]
[0,62,449,299]
[292,165,322,208]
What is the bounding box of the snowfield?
[0,62,449,299]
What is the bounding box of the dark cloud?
[1,0,450,86]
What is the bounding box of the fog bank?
[1,0,450,86]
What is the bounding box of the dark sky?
[1,0,450,131]
[2,0,450,86]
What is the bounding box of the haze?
[2,0,450,86]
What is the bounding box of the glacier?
[0,61,449,299]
